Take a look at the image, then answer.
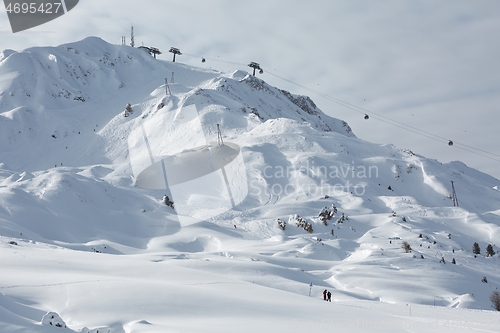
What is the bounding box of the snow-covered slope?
[1,37,500,332]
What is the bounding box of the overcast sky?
[1,0,499,180]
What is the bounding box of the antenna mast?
[130,24,135,48]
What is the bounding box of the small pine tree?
[486,244,496,257]
[490,290,500,311]
[337,213,347,224]
[473,242,481,255]
[162,195,174,209]
[276,219,286,231]
[401,241,412,253]
[291,215,313,233]
[124,103,133,117]
[452,258,456,264]
[319,208,328,226]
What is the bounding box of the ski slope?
[1,37,500,332]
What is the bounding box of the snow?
[1,37,500,332]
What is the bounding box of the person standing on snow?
[327,291,332,302]
[323,289,327,301]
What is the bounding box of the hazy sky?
[1,0,499,180]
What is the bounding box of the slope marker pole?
[451,181,459,207]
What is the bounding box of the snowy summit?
[1,37,500,332]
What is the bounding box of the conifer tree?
[473,242,481,255]
[486,244,496,257]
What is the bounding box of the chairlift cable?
[410,113,499,144]
[265,71,500,163]
[171,50,500,163]
[183,53,246,67]
[270,67,497,147]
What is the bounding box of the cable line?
[265,71,500,163]
[410,113,499,143]
[183,52,246,67]
[172,51,500,164]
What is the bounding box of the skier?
[327,291,332,302]
[323,289,327,301]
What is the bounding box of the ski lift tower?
[169,47,182,62]
[149,47,162,59]
[248,62,262,76]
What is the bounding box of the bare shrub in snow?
[490,291,500,311]
[401,241,412,253]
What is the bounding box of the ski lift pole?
[217,124,224,146]
[165,78,171,96]
[451,181,459,207]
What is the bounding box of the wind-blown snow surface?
[1,37,500,332]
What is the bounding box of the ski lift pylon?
[248,62,262,76]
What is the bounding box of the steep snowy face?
[0,37,353,173]
[185,71,355,137]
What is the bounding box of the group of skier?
[322,289,332,302]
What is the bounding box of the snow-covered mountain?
[1,37,500,332]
